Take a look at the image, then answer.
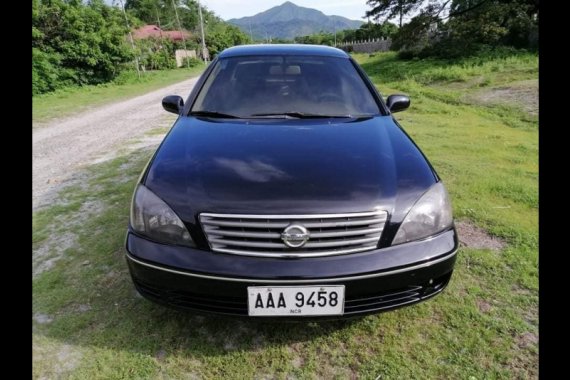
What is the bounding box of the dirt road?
[32,76,200,209]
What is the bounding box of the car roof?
[217,44,349,59]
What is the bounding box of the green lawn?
[32,51,538,379]
[32,66,205,125]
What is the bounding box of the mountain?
[228,1,363,40]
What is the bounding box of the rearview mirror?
[386,94,410,113]
[162,95,184,115]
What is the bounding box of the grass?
[32,51,538,378]
[32,66,205,125]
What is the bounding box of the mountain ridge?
[228,1,363,40]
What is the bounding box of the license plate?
[247,285,345,316]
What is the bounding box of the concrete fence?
[337,38,392,54]
[175,49,197,67]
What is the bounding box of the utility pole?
[334,21,337,47]
[171,0,190,68]
[197,0,208,64]
[155,5,162,35]
[118,0,140,78]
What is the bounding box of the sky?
[106,1,374,22]
[198,1,370,21]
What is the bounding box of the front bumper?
[125,228,458,317]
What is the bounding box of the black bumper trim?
[125,249,457,284]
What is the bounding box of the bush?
[136,38,179,70]
[181,57,202,68]
[32,48,62,95]
[143,50,177,70]
[401,41,531,61]
[33,0,133,95]
[111,70,143,85]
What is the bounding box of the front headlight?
[392,182,453,245]
[130,184,195,247]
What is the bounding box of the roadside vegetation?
[32,0,248,96]
[32,51,538,378]
[296,0,537,60]
[33,66,204,124]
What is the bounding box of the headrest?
[269,65,283,75]
[285,65,301,75]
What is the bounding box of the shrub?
[33,0,133,95]
[181,57,202,68]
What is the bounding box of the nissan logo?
[281,224,310,248]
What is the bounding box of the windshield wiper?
[250,112,354,119]
[189,110,241,119]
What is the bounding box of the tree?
[354,21,398,40]
[366,0,539,57]
[125,0,251,57]
[365,0,423,27]
[391,7,440,53]
[125,0,199,31]
[33,0,133,94]
[446,0,538,48]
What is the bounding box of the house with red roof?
[132,25,191,42]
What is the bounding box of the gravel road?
[32,76,199,210]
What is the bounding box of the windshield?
[191,55,380,118]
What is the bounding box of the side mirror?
[386,94,410,113]
[162,95,184,115]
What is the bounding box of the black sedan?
[126,44,458,318]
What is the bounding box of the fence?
[337,38,392,54]
[175,49,197,67]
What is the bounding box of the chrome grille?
[199,211,388,258]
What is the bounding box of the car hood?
[144,116,436,226]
